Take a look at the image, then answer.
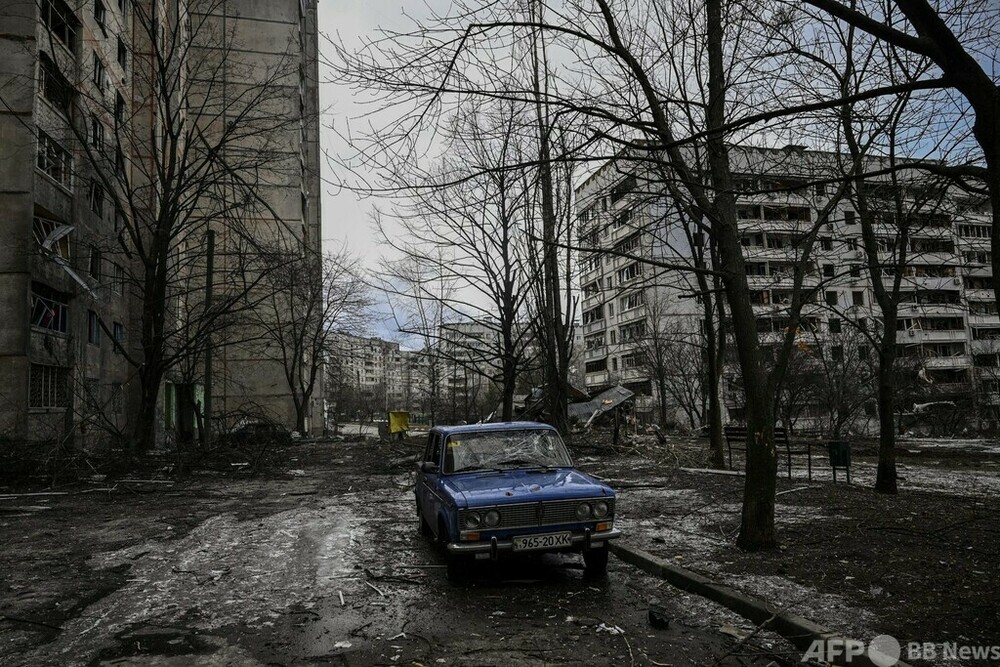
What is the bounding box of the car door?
[416,432,443,530]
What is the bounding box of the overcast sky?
[315,2,447,342]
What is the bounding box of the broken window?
[30,282,69,333]
[33,217,71,258]
[37,131,72,187]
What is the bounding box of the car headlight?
[576,503,592,520]
[593,501,609,518]
[464,512,482,529]
[484,510,501,527]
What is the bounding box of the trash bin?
[827,440,851,483]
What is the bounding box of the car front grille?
[460,497,614,531]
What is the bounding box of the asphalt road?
[1,440,786,666]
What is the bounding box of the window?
[29,364,69,409]
[40,0,78,50]
[831,346,844,362]
[849,265,861,278]
[92,52,107,93]
[614,233,641,255]
[115,91,126,124]
[30,283,69,333]
[36,131,72,187]
[620,320,646,342]
[845,210,856,225]
[94,0,107,32]
[87,246,101,278]
[815,182,827,196]
[585,358,608,373]
[852,291,865,307]
[33,217,71,258]
[611,357,618,371]
[829,318,842,334]
[823,264,834,278]
[610,175,636,204]
[582,305,604,325]
[825,291,838,306]
[617,262,642,284]
[117,37,127,68]
[612,208,633,230]
[117,0,126,13]
[584,333,605,350]
[88,180,105,216]
[111,263,125,292]
[820,238,833,251]
[88,310,102,345]
[40,55,72,112]
[620,291,644,311]
[113,321,125,353]
[90,116,105,152]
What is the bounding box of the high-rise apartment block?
[0,0,322,447]
[575,146,999,427]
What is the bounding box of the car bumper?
[446,528,622,555]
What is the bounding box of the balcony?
[968,314,1000,327]
[908,251,959,265]
[922,355,971,369]
[896,329,967,343]
[896,302,965,316]
[889,276,963,291]
[964,265,993,279]
[582,320,607,335]
[971,339,1000,355]
[966,289,995,303]
[738,218,811,234]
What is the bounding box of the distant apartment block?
[575,145,999,427]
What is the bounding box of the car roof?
[430,421,559,437]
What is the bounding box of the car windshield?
[444,429,572,474]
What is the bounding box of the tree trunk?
[705,0,776,549]
[133,368,162,455]
[874,337,899,494]
[704,280,726,469]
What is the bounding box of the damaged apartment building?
[575,145,998,430]
[0,0,322,449]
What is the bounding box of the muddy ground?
[1,433,997,666]
[573,432,1000,666]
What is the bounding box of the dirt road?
[1,440,786,666]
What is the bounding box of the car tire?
[445,554,469,583]
[583,546,609,577]
[417,505,432,536]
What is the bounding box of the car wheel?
[417,504,432,536]
[446,553,469,582]
[583,546,609,577]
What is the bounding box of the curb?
[609,542,912,667]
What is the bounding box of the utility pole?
[203,229,215,445]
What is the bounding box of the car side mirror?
[419,461,440,474]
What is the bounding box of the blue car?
[414,421,621,580]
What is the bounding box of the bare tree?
[20,0,304,453]
[372,101,541,422]
[257,248,372,434]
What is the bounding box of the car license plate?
[512,531,572,551]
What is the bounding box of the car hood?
[442,468,612,506]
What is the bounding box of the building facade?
[0,0,137,447]
[575,145,999,430]
[0,0,323,448]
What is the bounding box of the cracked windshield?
[446,430,573,473]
